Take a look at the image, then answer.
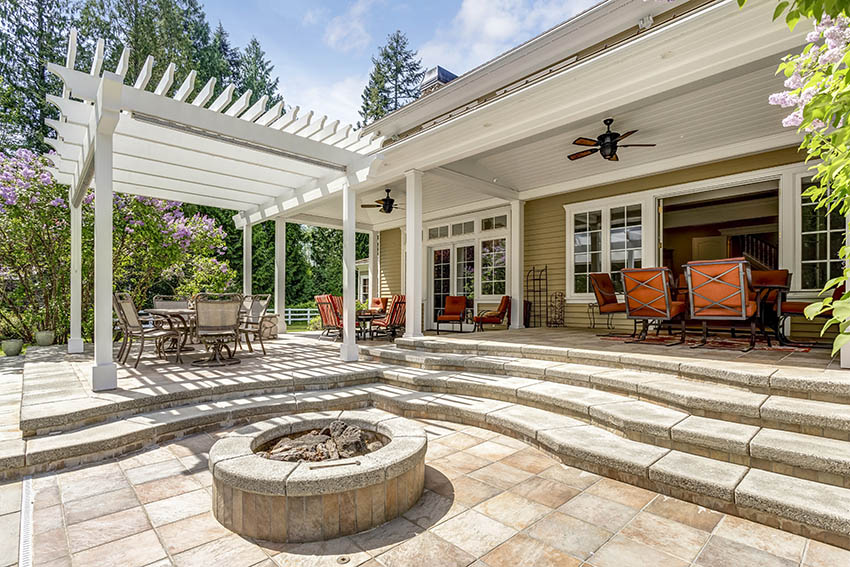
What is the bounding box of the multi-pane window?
[573,210,602,293]
[481,238,506,295]
[456,245,475,299]
[481,215,507,231]
[801,182,845,289]
[428,225,449,239]
[432,248,451,320]
[610,205,642,292]
[452,221,475,236]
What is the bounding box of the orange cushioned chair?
[777,283,845,346]
[473,296,510,331]
[372,295,406,339]
[436,295,467,335]
[369,297,388,314]
[684,258,768,351]
[621,267,686,345]
[589,272,636,336]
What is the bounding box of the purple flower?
[39,172,52,185]
[48,197,66,208]
[783,110,804,128]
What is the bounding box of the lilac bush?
[0,149,236,342]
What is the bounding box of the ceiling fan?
[567,118,656,162]
[361,188,404,214]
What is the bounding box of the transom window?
[800,181,845,290]
[481,215,507,231]
[481,238,506,295]
[428,225,449,240]
[452,220,475,236]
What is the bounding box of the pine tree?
[206,22,240,95]
[236,37,281,106]
[358,30,423,126]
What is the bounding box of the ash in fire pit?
[256,420,385,462]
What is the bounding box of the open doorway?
[660,181,779,279]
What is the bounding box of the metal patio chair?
[112,292,183,368]
[193,293,243,366]
[372,295,406,339]
[621,267,686,345]
[436,295,468,334]
[237,294,273,354]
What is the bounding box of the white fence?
[283,307,318,324]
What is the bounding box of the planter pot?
[2,339,23,357]
[35,330,55,347]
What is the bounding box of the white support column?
[341,181,358,361]
[274,218,286,334]
[242,224,252,296]
[91,74,121,392]
[404,170,423,338]
[68,196,83,353]
[367,231,377,301]
[510,200,525,330]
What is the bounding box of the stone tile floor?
[5,418,847,567]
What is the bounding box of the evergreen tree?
[358,30,423,125]
[237,37,281,106]
[206,22,240,96]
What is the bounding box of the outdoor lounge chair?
[112,292,183,368]
[436,295,467,335]
[621,267,686,345]
[315,294,343,339]
[473,296,510,331]
[193,293,242,366]
[372,295,406,338]
[684,257,769,352]
[237,294,272,355]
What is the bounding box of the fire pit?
[209,409,426,543]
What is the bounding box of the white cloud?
[302,7,328,26]
[323,0,377,53]
[282,73,368,127]
[418,0,598,74]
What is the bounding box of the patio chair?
[315,294,343,339]
[684,258,769,352]
[750,269,790,338]
[152,295,190,309]
[372,295,406,339]
[589,272,636,337]
[193,293,243,366]
[473,296,510,331]
[237,294,273,355]
[369,297,388,314]
[621,267,686,345]
[436,296,468,335]
[112,292,183,368]
[777,283,845,347]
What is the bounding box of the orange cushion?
[474,316,503,324]
[694,301,756,318]
[599,303,626,314]
[437,314,463,322]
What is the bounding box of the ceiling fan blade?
[361,204,381,208]
[567,148,599,161]
[614,130,638,142]
[572,137,599,147]
[618,143,656,147]
[607,153,619,162]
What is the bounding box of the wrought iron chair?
[193,293,243,366]
[372,295,406,338]
[237,294,273,354]
[684,258,768,351]
[436,296,468,334]
[473,296,510,331]
[112,292,183,368]
[621,267,686,345]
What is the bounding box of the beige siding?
[523,147,803,303]
[379,229,402,297]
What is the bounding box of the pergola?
[46,30,386,390]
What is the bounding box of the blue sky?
[202,0,598,126]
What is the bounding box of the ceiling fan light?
[600,144,616,159]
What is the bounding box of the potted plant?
[1,336,23,356]
[34,330,55,346]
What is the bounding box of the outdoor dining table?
[146,307,195,352]
[357,311,379,340]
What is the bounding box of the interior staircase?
[5,336,850,550]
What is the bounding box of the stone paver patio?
[8,418,849,567]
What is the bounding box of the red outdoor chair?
[473,296,510,331]
[437,296,468,335]
[684,257,769,351]
[372,295,406,338]
[589,272,636,336]
[777,283,845,347]
[315,294,342,339]
[621,267,686,345]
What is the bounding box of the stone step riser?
[363,349,850,443]
[389,338,850,403]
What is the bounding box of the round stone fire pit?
[209,409,426,543]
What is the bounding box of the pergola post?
[68,195,83,354]
[510,199,525,330]
[242,224,252,296]
[274,218,286,334]
[340,181,358,361]
[91,73,121,391]
[367,231,376,302]
[404,170,423,338]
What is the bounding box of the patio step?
[388,336,850,401]
[6,381,850,550]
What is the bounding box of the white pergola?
[46,30,385,390]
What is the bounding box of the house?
[46,0,817,388]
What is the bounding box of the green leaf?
[832,332,850,356]
[773,1,789,20]
[805,301,825,319]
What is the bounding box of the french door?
[429,243,475,329]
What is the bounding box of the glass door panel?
[432,247,451,322]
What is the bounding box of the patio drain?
[337,557,350,564]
